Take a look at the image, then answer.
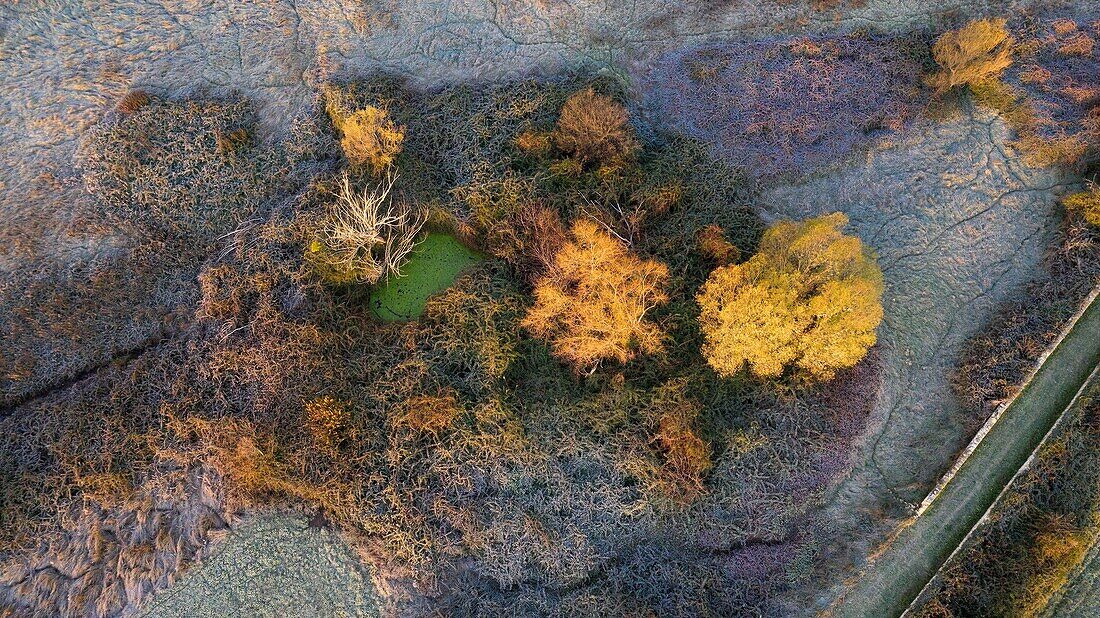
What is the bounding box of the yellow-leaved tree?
[696,212,884,381]
[522,219,669,371]
[926,18,1015,93]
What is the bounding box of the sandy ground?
[0,0,1072,615]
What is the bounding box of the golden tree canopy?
[696,212,884,381]
[522,219,669,371]
[927,18,1015,93]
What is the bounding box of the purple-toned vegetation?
[1005,14,1100,163]
[641,34,927,178]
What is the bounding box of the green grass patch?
[369,232,484,321]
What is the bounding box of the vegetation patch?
[0,74,884,617]
[938,12,1100,168]
[916,379,1100,618]
[641,31,929,178]
[368,232,484,321]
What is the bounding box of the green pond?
[369,232,484,321]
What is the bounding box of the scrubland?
[1,2,1099,618]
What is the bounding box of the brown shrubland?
[927,18,1015,93]
[0,76,884,617]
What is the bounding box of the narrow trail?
[830,290,1100,618]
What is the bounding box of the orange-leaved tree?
[696,212,883,381]
[522,219,669,371]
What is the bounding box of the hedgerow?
[915,384,1100,617]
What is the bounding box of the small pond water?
[369,232,484,321]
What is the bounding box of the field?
[2,1,1099,617]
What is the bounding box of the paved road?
[831,292,1100,618]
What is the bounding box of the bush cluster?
[926,18,1015,93]
[0,75,887,618]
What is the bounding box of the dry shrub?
[1064,183,1100,227]
[516,129,553,157]
[1018,64,1052,84]
[197,264,245,322]
[697,212,883,381]
[647,33,925,178]
[651,397,712,502]
[1058,32,1096,57]
[927,18,1015,93]
[215,127,250,154]
[395,392,462,434]
[984,15,1100,169]
[632,182,683,218]
[1053,18,1079,36]
[114,89,149,114]
[164,416,324,511]
[485,202,568,281]
[454,172,536,230]
[968,78,1088,168]
[553,88,640,165]
[1014,132,1089,168]
[307,171,427,285]
[696,224,741,265]
[326,88,405,175]
[304,396,351,452]
[522,219,669,371]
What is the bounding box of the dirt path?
[830,294,1100,617]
